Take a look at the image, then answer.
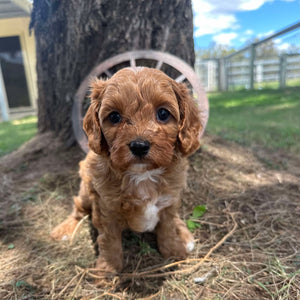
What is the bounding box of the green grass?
[255,79,300,90]
[229,79,300,91]
[1,87,299,157]
[0,116,37,157]
[207,86,300,153]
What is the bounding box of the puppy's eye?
[156,108,170,123]
[108,111,122,124]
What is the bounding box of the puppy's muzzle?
[129,139,150,158]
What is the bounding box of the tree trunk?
[30,0,195,146]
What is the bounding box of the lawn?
[0,116,37,157]
[207,86,300,153]
[1,87,299,157]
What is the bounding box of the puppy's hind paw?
[50,216,79,241]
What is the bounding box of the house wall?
[0,17,37,109]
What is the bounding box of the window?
[0,36,30,108]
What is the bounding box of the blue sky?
[192,0,300,50]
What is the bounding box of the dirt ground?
[0,132,299,300]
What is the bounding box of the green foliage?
[196,43,236,59]
[138,240,157,255]
[186,205,206,232]
[0,116,37,157]
[192,205,206,218]
[15,281,29,288]
[7,244,15,250]
[207,87,300,153]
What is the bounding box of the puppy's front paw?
[93,256,123,286]
[186,240,195,252]
[50,216,79,241]
[178,225,195,253]
[159,241,188,260]
[157,217,195,259]
[96,256,123,273]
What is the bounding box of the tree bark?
[30,0,195,146]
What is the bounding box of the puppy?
[51,67,202,274]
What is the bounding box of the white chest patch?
[138,195,174,232]
[142,203,160,232]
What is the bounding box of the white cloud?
[276,42,290,51]
[238,0,271,11]
[239,29,255,43]
[245,29,254,35]
[274,38,282,44]
[213,32,238,45]
[257,30,275,38]
[192,0,272,37]
[194,13,237,37]
[274,39,291,51]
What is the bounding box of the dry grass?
[0,133,299,299]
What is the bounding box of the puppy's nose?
[129,139,150,158]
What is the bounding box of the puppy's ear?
[83,79,107,155]
[172,82,202,156]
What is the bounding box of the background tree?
[30,0,195,147]
[243,38,279,59]
[196,42,236,59]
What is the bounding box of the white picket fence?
[195,54,300,92]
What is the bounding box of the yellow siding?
[0,17,37,109]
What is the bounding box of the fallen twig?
[194,266,218,284]
[70,215,89,244]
